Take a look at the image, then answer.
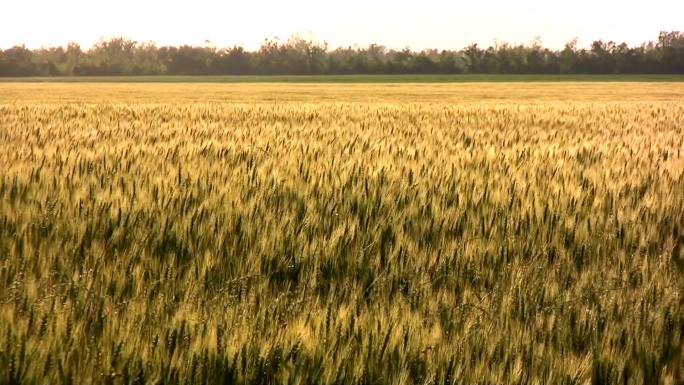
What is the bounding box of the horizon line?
[2,31,679,52]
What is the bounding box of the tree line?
[1,32,683,76]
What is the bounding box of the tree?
[0,33,683,76]
[166,45,212,75]
[211,46,252,75]
[657,31,684,73]
[463,44,484,73]
[0,45,35,76]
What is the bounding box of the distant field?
[1,74,684,83]
[1,83,683,384]
[2,82,684,104]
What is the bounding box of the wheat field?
[0,83,683,384]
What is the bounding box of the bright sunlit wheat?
[0,83,682,384]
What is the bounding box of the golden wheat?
[0,83,683,384]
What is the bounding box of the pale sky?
[1,0,682,50]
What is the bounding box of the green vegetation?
[0,84,683,384]
[1,74,684,83]
[1,32,683,77]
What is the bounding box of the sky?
[1,0,682,51]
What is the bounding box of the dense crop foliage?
[0,84,683,384]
